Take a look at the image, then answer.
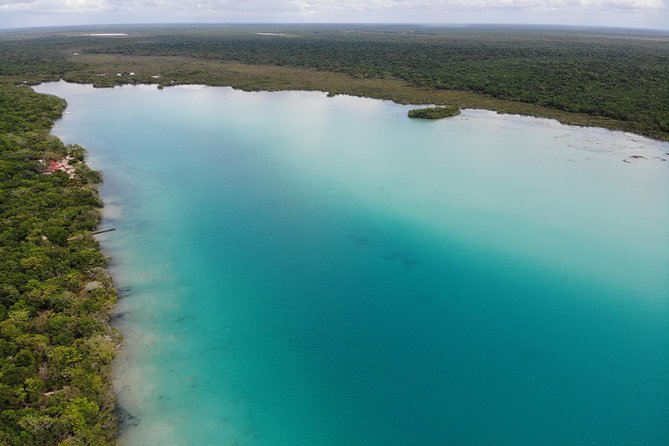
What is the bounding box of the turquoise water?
[36,82,669,446]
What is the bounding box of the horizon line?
[2,21,669,33]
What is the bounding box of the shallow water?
[36,82,669,446]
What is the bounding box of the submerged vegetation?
[1,24,668,140]
[408,105,461,119]
[0,85,118,445]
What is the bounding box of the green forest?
[408,105,461,119]
[0,85,118,445]
[1,25,668,139]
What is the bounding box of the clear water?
[36,82,669,446]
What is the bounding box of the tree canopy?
[0,84,118,445]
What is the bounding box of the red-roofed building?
[46,160,61,174]
[43,158,77,178]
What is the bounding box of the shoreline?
[8,52,667,143]
[2,24,667,144]
[73,56,669,144]
[41,79,669,147]
[0,84,120,444]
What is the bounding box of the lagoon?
[35,82,669,446]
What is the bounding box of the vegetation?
[1,24,668,140]
[0,84,118,445]
[408,105,460,119]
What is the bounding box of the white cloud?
[0,0,112,13]
[289,0,666,12]
[0,0,664,14]
[0,0,667,28]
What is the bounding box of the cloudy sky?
[1,0,667,30]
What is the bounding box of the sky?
[1,0,668,30]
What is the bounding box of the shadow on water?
[350,233,420,270]
[116,405,139,429]
[383,250,421,270]
[349,233,373,248]
[109,312,126,324]
[116,286,132,299]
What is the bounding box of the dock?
[91,228,116,235]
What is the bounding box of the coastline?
[0,84,120,444]
[6,53,667,143]
[74,54,669,142]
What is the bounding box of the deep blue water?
[36,82,669,446]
